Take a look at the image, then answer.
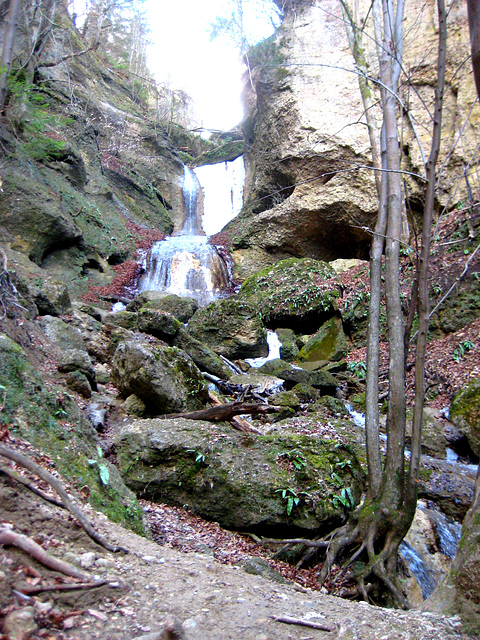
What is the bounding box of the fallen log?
[0,526,93,582]
[207,391,262,434]
[162,401,281,423]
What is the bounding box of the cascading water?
[139,165,234,305]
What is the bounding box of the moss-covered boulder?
[237,258,340,332]
[173,327,232,380]
[297,316,348,363]
[449,379,480,457]
[186,298,267,360]
[111,338,208,414]
[127,292,199,323]
[258,358,338,394]
[114,417,364,531]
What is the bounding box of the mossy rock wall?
[449,378,480,457]
[0,333,144,534]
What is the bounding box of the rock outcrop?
[227,0,478,278]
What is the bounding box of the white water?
[195,157,245,236]
[139,163,240,305]
[245,330,282,368]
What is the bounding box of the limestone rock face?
[111,339,208,414]
[229,0,477,277]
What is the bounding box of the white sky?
[143,0,276,131]
[70,0,277,131]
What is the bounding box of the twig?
[269,615,336,632]
[0,444,127,554]
[0,526,92,581]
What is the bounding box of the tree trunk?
[467,0,480,100]
[0,0,22,111]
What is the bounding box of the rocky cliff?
[228,0,479,278]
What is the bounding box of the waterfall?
[195,156,245,236]
[139,161,240,305]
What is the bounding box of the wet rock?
[275,327,299,362]
[86,402,107,431]
[241,557,289,584]
[111,339,208,414]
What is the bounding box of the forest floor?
[0,456,470,640]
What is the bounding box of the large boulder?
[449,379,480,457]
[127,292,199,323]
[257,359,338,394]
[186,298,267,360]
[114,417,364,531]
[237,258,339,333]
[111,338,208,414]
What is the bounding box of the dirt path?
[0,474,469,640]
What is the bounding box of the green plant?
[452,340,475,363]
[187,449,205,466]
[277,449,307,470]
[332,487,354,509]
[87,446,109,486]
[348,360,367,380]
[275,487,302,516]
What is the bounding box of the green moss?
[0,334,144,534]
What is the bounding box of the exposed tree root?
[0,526,93,581]
[0,444,128,554]
[263,504,412,608]
[0,463,65,508]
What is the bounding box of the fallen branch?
[163,402,281,423]
[0,526,92,581]
[269,615,336,632]
[0,444,127,554]
[16,580,120,595]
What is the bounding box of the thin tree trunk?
[0,0,22,111]
[379,0,406,508]
[406,0,446,509]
